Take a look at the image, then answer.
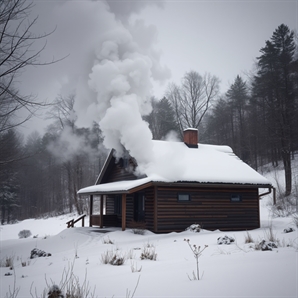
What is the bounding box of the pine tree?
[254,24,297,196]
[226,75,249,161]
[145,97,179,140]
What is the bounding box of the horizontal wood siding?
[106,196,114,215]
[108,164,137,182]
[103,197,121,227]
[103,156,137,183]
[126,195,134,224]
[105,190,155,231]
[144,187,154,231]
[156,186,259,232]
[90,215,118,227]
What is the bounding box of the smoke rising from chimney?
[72,0,170,173]
[26,0,170,171]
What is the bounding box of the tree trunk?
[282,151,292,196]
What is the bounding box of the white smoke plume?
[71,0,171,174]
[46,125,103,164]
[27,0,170,172]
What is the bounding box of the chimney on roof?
[183,128,198,148]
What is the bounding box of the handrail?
[66,214,86,228]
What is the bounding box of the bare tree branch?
[166,71,219,136]
[0,0,66,135]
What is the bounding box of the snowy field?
[0,195,297,298]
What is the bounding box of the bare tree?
[0,0,60,134]
[166,71,219,137]
[46,94,77,131]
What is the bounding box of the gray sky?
[18,0,297,137]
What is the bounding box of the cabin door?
[134,192,145,222]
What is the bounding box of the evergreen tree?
[0,130,22,222]
[226,75,249,161]
[253,24,297,196]
[145,97,179,140]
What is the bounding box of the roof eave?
[95,149,114,185]
[151,181,272,189]
[78,181,154,196]
[78,180,272,196]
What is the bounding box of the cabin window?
[178,193,191,201]
[231,194,242,202]
[114,195,122,214]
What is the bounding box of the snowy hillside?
[0,193,297,298]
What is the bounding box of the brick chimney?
[183,128,198,148]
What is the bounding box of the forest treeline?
[1,22,297,222]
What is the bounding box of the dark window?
[178,193,191,201]
[231,194,242,202]
[114,195,122,214]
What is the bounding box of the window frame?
[177,193,191,202]
[230,194,242,203]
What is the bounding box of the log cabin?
[78,128,273,233]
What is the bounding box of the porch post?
[89,195,93,227]
[122,194,126,231]
[100,194,104,228]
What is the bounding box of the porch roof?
[77,177,153,195]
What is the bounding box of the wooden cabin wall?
[155,186,260,233]
[106,194,134,226]
[102,158,137,183]
[106,196,115,215]
[143,187,154,231]
[105,188,155,231]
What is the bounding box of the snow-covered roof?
[78,140,271,195]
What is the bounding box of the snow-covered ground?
[0,195,297,298]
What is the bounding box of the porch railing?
[66,214,86,228]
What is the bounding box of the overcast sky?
[18,0,297,137]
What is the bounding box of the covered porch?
[89,194,126,230]
[78,178,154,231]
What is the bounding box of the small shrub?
[18,229,32,239]
[100,250,126,266]
[1,255,15,269]
[30,248,51,259]
[270,195,296,217]
[264,225,278,243]
[31,262,96,298]
[48,284,64,298]
[244,231,254,243]
[283,227,295,233]
[4,272,13,276]
[129,220,146,235]
[255,240,278,251]
[109,253,125,266]
[217,235,235,245]
[185,224,201,233]
[140,243,157,261]
[100,250,112,265]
